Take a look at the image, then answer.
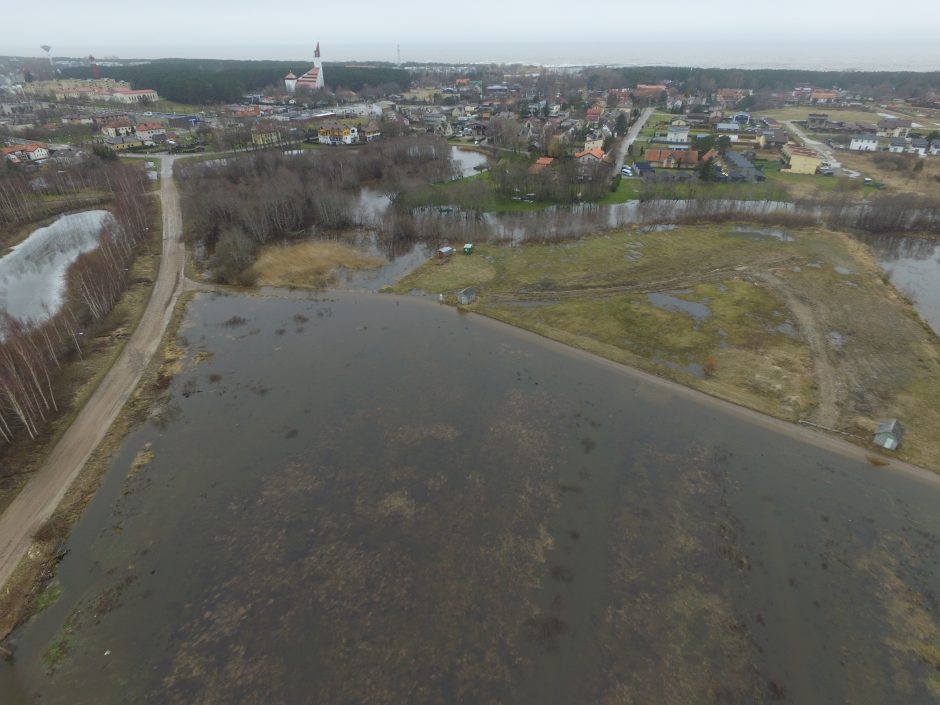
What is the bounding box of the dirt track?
[0,156,185,591]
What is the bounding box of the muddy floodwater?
[3,292,940,704]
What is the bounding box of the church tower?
[284,71,297,93]
[293,42,325,92]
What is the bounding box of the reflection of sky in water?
[855,233,940,335]
[0,210,112,326]
[4,293,940,705]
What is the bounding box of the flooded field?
[2,292,940,704]
[855,232,940,335]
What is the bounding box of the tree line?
[60,60,411,105]
[0,162,150,445]
[177,135,456,283]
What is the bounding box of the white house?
[888,137,907,153]
[134,122,166,144]
[909,138,929,156]
[1,142,49,163]
[930,141,940,156]
[849,134,879,151]
[666,125,690,144]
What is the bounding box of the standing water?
[854,232,940,335]
[0,210,112,327]
[2,292,940,704]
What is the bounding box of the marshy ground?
[393,224,940,470]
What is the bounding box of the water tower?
[40,45,53,67]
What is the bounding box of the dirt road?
[0,156,185,591]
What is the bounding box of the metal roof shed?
[873,419,905,450]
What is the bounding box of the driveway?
[0,155,186,592]
[785,121,860,178]
[611,107,655,177]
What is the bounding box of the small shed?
[873,419,905,450]
[437,246,455,259]
[463,243,474,255]
[457,287,479,305]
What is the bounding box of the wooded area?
[59,60,411,104]
[0,162,150,444]
[177,135,456,282]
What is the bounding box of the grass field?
[392,224,940,471]
[757,107,881,124]
[252,240,383,288]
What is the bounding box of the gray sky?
[7,0,940,67]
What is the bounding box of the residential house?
[104,135,145,150]
[1,142,49,163]
[888,137,907,153]
[877,118,912,138]
[714,88,750,108]
[585,106,603,125]
[930,141,940,156]
[849,134,879,151]
[810,89,838,104]
[644,148,699,169]
[909,138,929,156]
[807,113,829,130]
[317,121,359,145]
[528,156,554,175]
[134,122,167,144]
[583,135,604,152]
[723,151,765,182]
[716,121,739,132]
[575,148,605,164]
[781,144,823,174]
[665,125,690,144]
[763,129,789,148]
[727,132,766,148]
[101,118,135,137]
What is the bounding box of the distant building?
[528,156,554,175]
[286,43,325,93]
[1,142,49,163]
[877,118,912,138]
[888,137,907,153]
[849,134,879,151]
[665,125,690,144]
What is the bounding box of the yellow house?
[317,121,359,145]
[251,131,279,146]
[782,144,823,175]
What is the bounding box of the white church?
[284,43,325,93]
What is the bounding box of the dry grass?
[252,240,383,289]
[392,225,940,470]
[835,151,940,197]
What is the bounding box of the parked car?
[621,166,633,176]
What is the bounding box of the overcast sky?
[7,0,940,67]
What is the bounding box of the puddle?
[647,291,711,321]
[827,331,846,348]
[775,321,797,337]
[729,226,793,242]
[834,266,853,275]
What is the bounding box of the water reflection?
[0,210,112,327]
[3,293,940,705]
[854,233,940,334]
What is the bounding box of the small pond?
[0,210,112,328]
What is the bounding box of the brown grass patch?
[252,241,383,289]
